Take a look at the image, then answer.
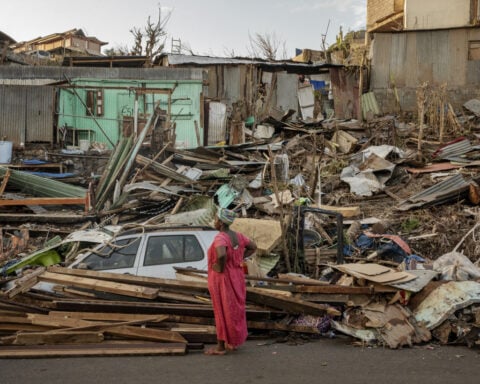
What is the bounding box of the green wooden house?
[57,77,204,149]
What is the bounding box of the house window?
[468,41,480,60]
[85,89,104,116]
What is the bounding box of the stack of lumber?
[0,266,367,358]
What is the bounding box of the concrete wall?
[405,0,471,30]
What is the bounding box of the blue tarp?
[24,172,76,178]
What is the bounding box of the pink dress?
[207,231,250,348]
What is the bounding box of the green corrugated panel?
[361,91,381,119]
[0,166,86,198]
[94,136,134,210]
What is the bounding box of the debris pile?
[1,87,480,356]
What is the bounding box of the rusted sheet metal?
[397,174,471,210]
[330,67,359,120]
[0,85,25,143]
[413,281,480,329]
[431,138,472,161]
[0,66,205,82]
[0,85,55,145]
[26,86,55,143]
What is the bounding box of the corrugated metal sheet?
[0,85,55,145]
[372,28,480,89]
[26,86,55,143]
[361,92,381,118]
[0,67,205,83]
[432,138,472,160]
[222,66,241,106]
[207,102,227,145]
[0,85,25,143]
[397,174,470,210]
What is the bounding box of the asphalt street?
[0,337,479,384]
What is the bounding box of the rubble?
[0,76,479,357]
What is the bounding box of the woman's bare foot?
[204,347,227,355]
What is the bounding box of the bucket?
[79,139,90,151]
[0,141,12,164]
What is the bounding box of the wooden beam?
[13,331,104,345]
[0,168,10,196]
[46,266,209,293]
[0,196,90,213]
[27,314,187,344]
[38,271,159,299]
[246,287,341,317]
[0,342,187,358]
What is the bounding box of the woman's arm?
[244,240,257,259]
[213,245,227,272]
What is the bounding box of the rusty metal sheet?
[413,281,480,329]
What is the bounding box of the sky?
[1,0,366,58]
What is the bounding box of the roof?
[10,28,108,49]
[62,55,149,68]
[155,53,342,73]
[0,31,16,44]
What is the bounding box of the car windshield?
[79,237,140,270]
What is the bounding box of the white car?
[69,226,217,279]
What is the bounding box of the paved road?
[1,337,479,384]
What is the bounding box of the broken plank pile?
[0,266,345,358]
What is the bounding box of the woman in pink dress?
[205,208,257,355]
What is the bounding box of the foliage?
[129,5,172,61]
[401,217,420,233]
[247,32,286,61]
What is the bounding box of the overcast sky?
[1,0,366,58]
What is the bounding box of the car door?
[137,231,210,279]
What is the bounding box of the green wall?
[57,78,203,149]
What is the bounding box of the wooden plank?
[0,315,32,324]
[0,168,10,196]
[38,271,159,299]
[27,314,187,344]
[5,267,46,298]
[46,266,209,293]
[0,197,87,207]
[314,204,361,218]
[0,342,187,358]
[292,285,373,294]
[0,324,50,332]
[246,287,341,317]
[13,331,104,345]
[47,311,170,322]
[247,320,320,334]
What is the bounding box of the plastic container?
[79,139,90,151]
[0,141,12,163]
